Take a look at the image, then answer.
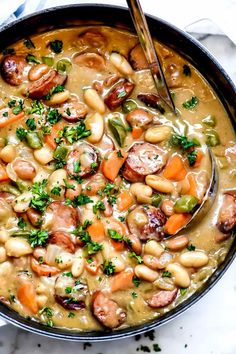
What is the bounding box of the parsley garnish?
[131,291,138,299]
[169,134,200,166]
[183,64,191,77]
[44,85,65,100]
[73,222,102,255]
[62,121,91,144]
[30,179,51,212]
[46,108,62,125]
[186,150,198,166]
[93,200,105,214]
[28,229,49,248]
[103,260,116,275]
[182,96,198,110]
[49,40,63,54]
[17,217,26,229]
[108,229,123,242]
[187,244,196,251]
[132,276,141,287]
[68,312,75,318]
[129,252,143,264]
[26,118,36,131]
[16,127,27,141]
[72,194,93,207]
[180,288,187,296]
[153,344,162,352]
[117,150,123,158]
[162,271,172,278]
[51,186,62,196]
[26,54,40,64]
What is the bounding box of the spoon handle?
[126,0,177,114]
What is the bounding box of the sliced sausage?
[104,79,135,110]
[137,93,165,114]
[45,202,78,232]
[1,55,27,86]
[55,275,88,310]
[27,70,67,99]
[92,291,126,329]
[217,193,236,234]
[0,192,15,204]
[147,288,178,308]
[127,205,167,241]
[126,108,153,128]
[13,160,36,180]
[129,44,149,70]
[73,52,105,71]
[66,142,99,178]
[49,231,75,253]
[26,208,42,227]
[123,142,168,183]
[59,101,88,122]
[78,29,107,49]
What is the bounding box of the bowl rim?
[0,3,235,342]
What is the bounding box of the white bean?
[145,125,171,143]
[0,261,13,277]
[145,175,174,194]
[110,256,125,273]
[0,246,7,263]
[36,282,47,295]
[48,169,67,189]
[84,88,106,114]
[47,90,70,106]
[110,52,133,76]
[57,251,74,270]
[5,237,33,257]
[179,251,209,268]
[71,250,84,277]
[13,192,32,213]
[0,145,16,163]
[36,295,48,308]
[34,145,54,165]
[0,230,9,244]
[165,236,189,251]
[144,240,164,257]
[135,264,159,282]
[85,112,104,143]
[166,263,190,288]
[130,182,153,204]
[28,64,50,81]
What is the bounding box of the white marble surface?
[0,5,236,354]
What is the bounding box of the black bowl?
[0,4,235,342]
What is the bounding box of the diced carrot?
[45,120,65,150]
[117,190,134,212]
[131,126,143,139]
[85,258,100,275]
[110,269,134,292]
[87,221,105,242]
[165,213,191,235]
[163,154,187,181]
[102,150,128,181]
[111,239,125,252]
[0,109,24,128]
[31,257,59,276]
[0,164,9,182]
[186,174,199,199]
[17,282,38,314]
[193,149,204,168]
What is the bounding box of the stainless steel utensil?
[126,0,177,113]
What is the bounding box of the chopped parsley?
[44,85,65,100]
[63,179,75,190]
[129,252,143,264]
[53,146,68,169]
[62,121,91,144]
[28,229,49,248]
[117,90,126,99]
[30,179,51,212]
[72,194,93,207]
[49,39,63,54]
[103,260,116,276]
[186,150,198,166]
[182,96,198,110]
[26,118,36,131]
[17,217,27,229]
[93,200,105,214]
[65,286,72,294]
[162,271,172,278]
[180,288,187,296]
[73,222,102,255]
[51,186,62,196]
[132,276,141,287]
[68,312,75,318]
[28,100,45,115]
[131,291,138,299]
[153,344,162,352]
[46,108,62,125]
[108,229,123,242]
[26,54,40,64]
[117,150,123,158]
[169,134,200,166]
[183,64,191,76]
[62,272,73,277]
[187,244,196,251]
[39,307,54,317]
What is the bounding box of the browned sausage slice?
[127,205,167,241]
[66,142,99,178]
[217,193,236,234]
[73,52,105,71]
[78,29,107,49]
[49,231,75,253]
[27,70,67,99]
[104,79,135,110]
[58,101,88,123]
[129,44,149,70]
[45,202,78,232]
[123,142,168,182]
[126,108,153,128]
[147,288,178,308]
[137,93,165,114]
[1,55,27,86]
[0,192,15,204]
[26,208,42,227]
[92,291,126,329]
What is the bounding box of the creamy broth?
[0,26,235,331]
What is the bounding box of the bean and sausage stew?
[0,26,235,331]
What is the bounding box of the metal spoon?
[126,0,177,114]
[171,147,219,237]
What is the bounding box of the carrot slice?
[193,149,204,168]
[17,282,38,314]
[87,221,105,242]
[163,154,187,181]
[0,109,24,128]
[131,126,143,139]
[45,120,65,150]
[111,239,125,252]
[102,150,128,181]
[186,174,199,199]
[31,257,59,276]
[110,269,134,292]
[165,213,191,235]
[85,258,100,275]
[0,164,9,181]
[117,190,134,212]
